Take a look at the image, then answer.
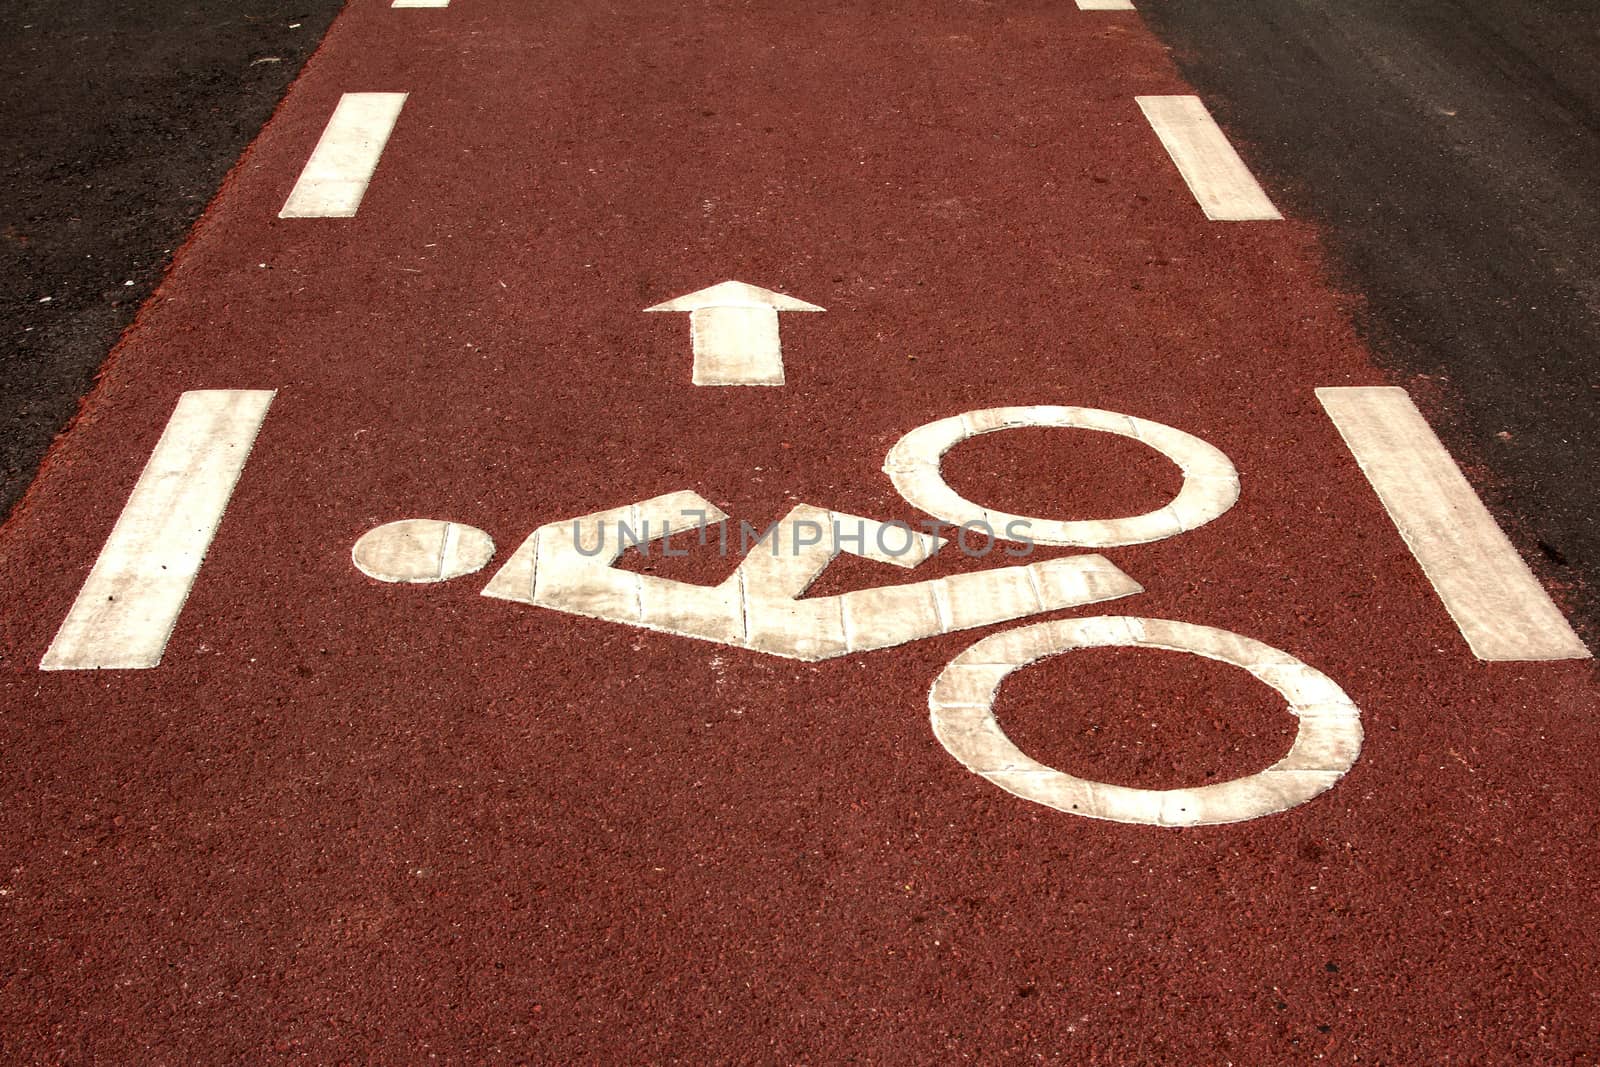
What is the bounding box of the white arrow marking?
[645,280,824,386]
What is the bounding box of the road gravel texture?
[0,0,1596,1062]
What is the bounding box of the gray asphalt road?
[0,0,343,520]
[1139,0,1600,642]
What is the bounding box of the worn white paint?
[279,92,408,219]
[41,390,275,670]
[884,406,1239,547]
[644,280,824,386]
[392,0,449,6]
[1077,0,1134,9]
[353,519,495,583]
[929,616,1363,826]
[1136,95,1282,222]
[1318,386,1590,661]
[481,491,1142,660]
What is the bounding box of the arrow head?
[644,279,825,313]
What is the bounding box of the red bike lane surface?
[1,0,1596,1061]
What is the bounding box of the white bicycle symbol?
[354,405,1362,828]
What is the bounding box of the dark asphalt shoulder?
[0,0,344,519]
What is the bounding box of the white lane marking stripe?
[1317,386,1590,662]
[392,0,449,7]
[279,93,407,219]
[1136,95,1282,222]
[1077,0,1135,9]
[41,390,276,671]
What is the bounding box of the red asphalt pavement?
[2,0,1597,1061]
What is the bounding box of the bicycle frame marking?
[480,491,1143,661]
[355,404,1363,826]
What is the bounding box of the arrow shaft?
[689,306,784,386]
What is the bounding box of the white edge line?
[1317,386,1589,662]
[279,92,408,219]
[1136,95,1282,222]
[41,390,276,670]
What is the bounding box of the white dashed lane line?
[1318,386,1590,662]
[1136,95,1282,222]
[392,0,450,7]
[1076,0,1135,10]
[279,92,408,219]
[884,406,1240,548]
[41,390,275,671]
